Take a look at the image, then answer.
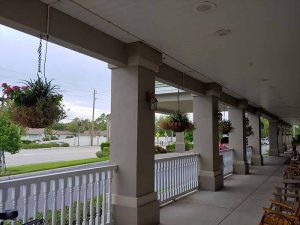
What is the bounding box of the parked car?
[219,136,229,150]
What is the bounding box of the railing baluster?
[107,171,113,224]
[95,172,101,225]
[42,182,49,225]
[59,179,66,225]
[22,185,29,223]
[82,175,88,225]
[88,173,94,225]
[101,172,107,225]
[11,187,17,225]
[68,177,74,225]
[75,176,81,225]
[32,183,40,220]
[51,180,57,225]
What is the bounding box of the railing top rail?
[155,153,200,163]
[0,163,118,188]
[219,148,234,154]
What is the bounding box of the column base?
[251,154,264,166]
[112,193,160,225]
[198,170,224,191]
[175,143,185,153]
[269,148,279,156]
[233,161,249,174]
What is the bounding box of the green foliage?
[184,130,193,143]
[2,76,66,128]
[5,197,102,225]
[185,142,194,151]
[219,120,233,134]
[166,143,175,151]
[0,112,21,155]
[94,113,110,131]
[21,140,33,144]
[1,158,107,177]
[61,143,70,147]
[20,142,60,149]
[100,142,110,151]
[261,117,269,138]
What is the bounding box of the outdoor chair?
[260,211,295,225]
[261,200,300,225]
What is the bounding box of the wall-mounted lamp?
[146,91,157,111]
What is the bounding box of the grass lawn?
[1,157,109,177]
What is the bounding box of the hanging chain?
[37,35,43,75]
[177,87,180,112]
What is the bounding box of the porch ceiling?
[43,1,300,123]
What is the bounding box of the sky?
[0,25,111,122]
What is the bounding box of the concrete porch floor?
[160,156,288,225]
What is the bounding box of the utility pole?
[91,89,96,146]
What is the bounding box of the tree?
[261,117,269,138]
[0,112,21,172]
[95,113,110,131]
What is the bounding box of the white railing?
[154,153,199,205]
[219,149,234,177]
[246,146,253,165]
[0,164,117,225]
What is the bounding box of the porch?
[161,156,287,225]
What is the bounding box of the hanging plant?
[168,111,194,133]
[245,117,254,137]
[219,120,233,134]
[2,77,66,128]
[159,111,194,132]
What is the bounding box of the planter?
[159,119,170,130]
[169,121,187,132]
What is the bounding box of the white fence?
[246,146,253,165]
[154,154,199,205]
[219,149,234,177]
[0,164,117,225]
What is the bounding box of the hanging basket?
[159,119,170,130]
[219,120,233,134]
[169,121,188,132]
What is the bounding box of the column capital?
[109,42,162,73]
[205,82,222,98]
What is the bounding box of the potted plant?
[1,75,66,128]
[219,120,233,134]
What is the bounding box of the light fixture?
[196,1,217,13]
[215,29,232,36]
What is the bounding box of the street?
[5,146,100,166]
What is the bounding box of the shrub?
[103,147,110,153]
[50,135,58,140]
[42,136,50,141]
[96,151,102,158]
[61,143,70,147]
[154,145,167,154]
[20,143,59,149]
[166,143,175,152]
[100,142,110,151]
[185,142,193,151]
[21,140,32,144]
[5,197,102,225]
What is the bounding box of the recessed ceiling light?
[215,29,232,36]
[196,1,217,13]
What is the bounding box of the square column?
[269,120,279,156]
[110,65,159,225]
[278,124,284,154]
[193,95,224,191]
[229,107,249,174]
[175,132,185,153]
[247,114,263,165]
